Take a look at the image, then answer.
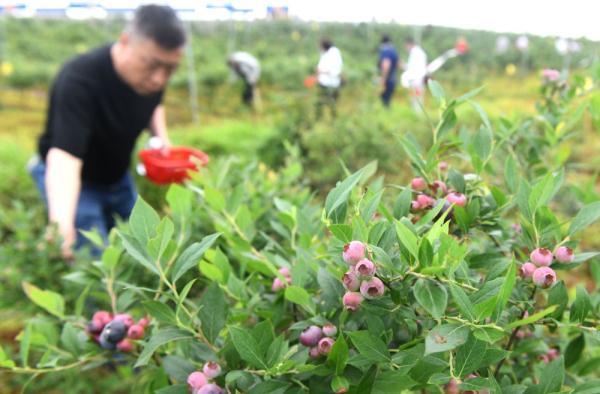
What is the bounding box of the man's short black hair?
[381,34,391,44]
[130,5,186,49]
[321,38,333,51]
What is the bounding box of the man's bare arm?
[45,147,82,258]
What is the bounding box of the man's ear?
[118,32,129,47]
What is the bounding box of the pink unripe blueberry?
[127,324,145,340]
[446,192,467,207]
[417,194,434,209]
[196,383,224,394]
[322,324,337,337]
[342,292,363,311]
[438,161,449,171]
[309,346,320,359]
[431,180,448,195]
[342,270,360,291]
[202,361,221,379]
[555,246,574,263]
[187,371,207,390]
[113,313,134,327]
[116,339,133,352]
[444,378,459,394]
[539,354,550,363]
[411,177,427,191]
[532,267,557,288]
[138,317,150,328]
[519,262,536,279]
[342,241,366,265]
[411,200,422,210]
[271,277,287,292]
[278,267,291,277]
[355,258,376,279]
[547,348,559,361]
[360,277,385,299]
[530,248,553,266]
[92,311,112,327]
[318,337,335,355]
[299,325,323,347]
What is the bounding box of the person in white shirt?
[401,38,428,110]
[228,52,261,108]
[316,39,343,119]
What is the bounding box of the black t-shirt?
[38,44,163,184]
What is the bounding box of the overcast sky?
[3,0,598,40]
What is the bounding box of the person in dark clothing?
[30,4,186,258]
[378,34,399,107]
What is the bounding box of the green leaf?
[198,283,228,344]
[265,336,287,368]
[506,305,558,330]
[454,334,486,377]
[569,202,600,237]
[284,286,315,314]
[565,334,585,369]
[148,217,175,261]
[199,261,223,283]
[572,380,600,394]
[448,169,465,194]
[229,326,268,370]
[428,79,445,102]
[204,186,226,212]
[425,324,469,355]
[143,300,177,325]
[395,220,419,259]
[570,285,592,324]
[166,184,193,218]
[325,167,364,219]
[393,188,412,220]
[493,260,516,321]
[129,197,160,244]
[171,233,221,282]
[20,323,31,367]
[0,345,15,368]
[317,267,345,312]
[418,238,434,267]
[473,125,493,162]
[347,331,391,363]
[371,370,417,393]
[60,322,83,355]
[448,283,475,321]
[327,335,349,375]
[548,281,568,319]
[162,355,196,384]
[135,328,192,368]
[22,282,64,318]
[504,155,518,193]
[437,109,457,140]
[248,380,291,394]
[537,356,565,393]
[101,246,121,271]
[79,229,104,248]
[473,327,505,344]
[119,232,158,275]
[329,224,353,243]
[414,278,448,319]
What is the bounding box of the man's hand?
[149,105,171,156]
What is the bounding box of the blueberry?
[99,335,116,350]
[101,320,127,344]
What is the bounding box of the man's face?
[119,34,184,95]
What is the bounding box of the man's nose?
[150,68,169,88]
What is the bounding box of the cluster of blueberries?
[86,311,148,352]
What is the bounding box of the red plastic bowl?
[139,147,209,185]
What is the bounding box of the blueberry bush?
[1,76,599,394]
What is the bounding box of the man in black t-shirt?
[31,5,186,258]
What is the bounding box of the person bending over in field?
[30,5,186,259]
[400,37,428,111]
[227,51,261,110]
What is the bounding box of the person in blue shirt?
[378,35,399,107]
